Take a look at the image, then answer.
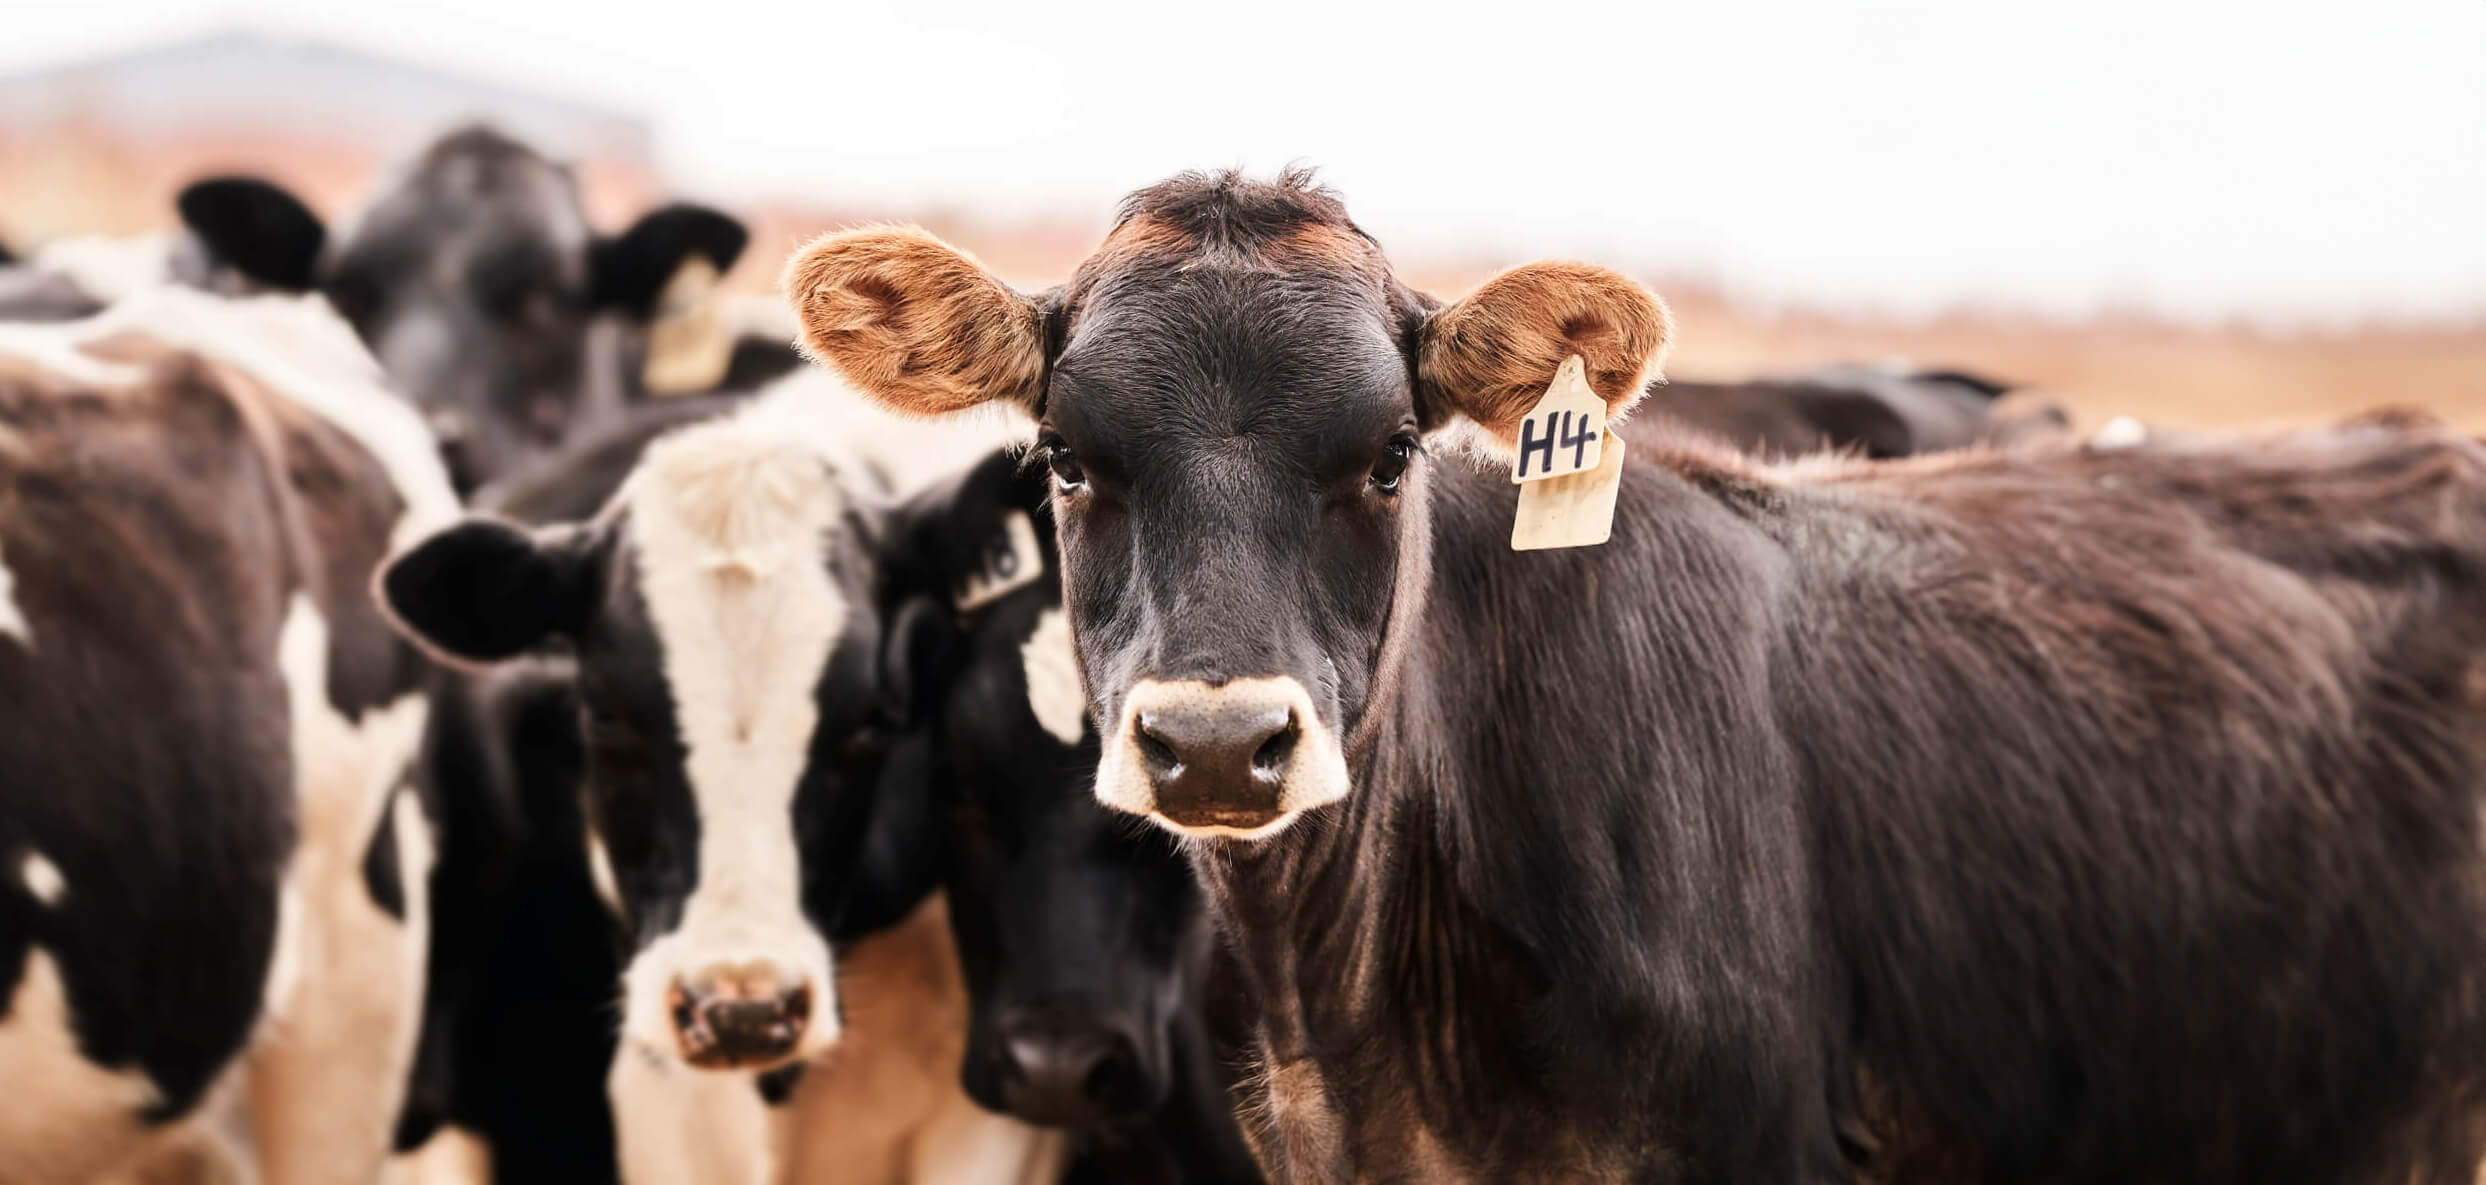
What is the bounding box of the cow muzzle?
[1095,677,1348,839]
[668,959,814,1070]
[984,1007,1156,1128]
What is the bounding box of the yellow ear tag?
[1512,430,1625,551]
[1510,355,1605,483]
[643,256,735,396]
[1510,357,1624,551]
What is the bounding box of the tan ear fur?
[782,227,1046,417]
[1416,262,1672,442]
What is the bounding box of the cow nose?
[992,1012,1149,1127]
[668,962,813,1070]
[1134,696,1295,827]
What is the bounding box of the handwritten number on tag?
[1510,355,1606,484]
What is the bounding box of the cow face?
[789,171,1668,842]
[884,452,1200,1128]
[178,125,748,493]
[379,406,905,1072]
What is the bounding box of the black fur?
[882,451,1263,1183]
[176,177,327,292]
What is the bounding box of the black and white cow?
[168,124,800,493]
[785,171,2486,1185]
[377,379,1054,1184]
[880,450,1263,1184]
[0,286,456,1182]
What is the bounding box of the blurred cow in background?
[177,124,805,493]
[0,286,456,1184]
[1638,364,2067,459]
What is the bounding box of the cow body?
[789,171,2486,1185]
[0,288,454,1183]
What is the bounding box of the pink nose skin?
[667,964,813,1070]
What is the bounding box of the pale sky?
[6,0,2483,323]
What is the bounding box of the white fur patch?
[1019,608,1086,747]
[958,511,1046,612]
[1095,676,1349,842]
[31,233,174,304]
[18,850,64,906]
[615,402,853,1066]
[607,1045,778,1185]
[253,593,434,1183]
[0,950,166,1183]
[752,365,1031,496]
[2092,415,2149,451]
[0,541,28,648]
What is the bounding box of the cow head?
[378,402,907,1072]
[789,170,1668,842]
[881,450,1204,1128]
[178,125,749,493]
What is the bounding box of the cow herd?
[6,128,2486,1185]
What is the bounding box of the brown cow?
[782,169,2486,1185]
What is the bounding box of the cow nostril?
[1134,715,1183,777]
[1083,1044,1136,1104]
[1252,718,1298,775]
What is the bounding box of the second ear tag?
[644,256,735,396]
[1510,355,1605,483]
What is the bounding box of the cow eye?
[1369,434,1417,494]
[1037,435,1087,492]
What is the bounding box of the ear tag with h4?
[1510,355,1605,483]
[1510,356,1626,551]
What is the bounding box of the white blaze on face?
[0,540,27,647]
[614,402,853,1065]
[1020,608,1087,747]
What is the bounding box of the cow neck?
[1190,452,1802,1130]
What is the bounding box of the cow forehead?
[616,403,861,753]
[337,135,590,273]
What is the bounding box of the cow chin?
[619,922,842,1073]
[1092,677,1352,843]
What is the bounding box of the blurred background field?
[4,10,2481,433]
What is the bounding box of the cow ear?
[177,177,327,292]
[380,518,600,664]
[783,227,1047,418]
[1415,262,1671,445]
[590,204,751,319]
